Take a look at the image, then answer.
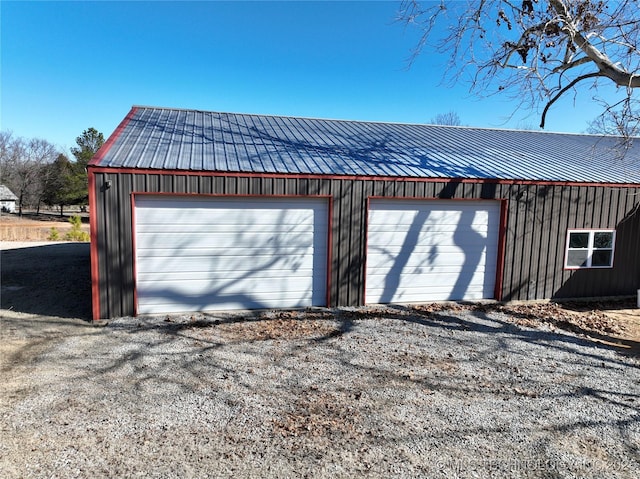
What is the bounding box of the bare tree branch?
[399,0,640,131]
[540,71,602,128]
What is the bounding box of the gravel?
[1,305,639,478]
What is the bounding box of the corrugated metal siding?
[499,185,640,300]
[92,107,640,184]
[91,170,640,319]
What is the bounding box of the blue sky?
[1,0,616,153]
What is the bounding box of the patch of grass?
[48,227,61,241]
[64,216,90,242]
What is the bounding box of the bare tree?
[430,111,462,126]
[586,97,640,137]
[399,0,640,129]
[0,132,59,215]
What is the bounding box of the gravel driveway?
[1,242,639,478]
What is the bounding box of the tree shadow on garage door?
[135,207,328,314]
[372,204,496,303]
[1,243,92,320]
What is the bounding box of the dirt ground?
[457,300,640,356]
[0,212,90,241]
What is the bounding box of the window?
[565,229,615,269]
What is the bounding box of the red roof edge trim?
[86,166,640,189]
[88,106,139,167]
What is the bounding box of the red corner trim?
[88,170,101,320]
[326,196,334,308]
[494,199,509,301]
[131,194,139,317]
[88,106,139,167]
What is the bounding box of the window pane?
[592,250,613,267]
[567,250,589,267]
[593,232,613,249]
[569,232,589,248]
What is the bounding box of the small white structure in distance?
[0,185,18,213]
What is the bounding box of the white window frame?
[564,229,616,270]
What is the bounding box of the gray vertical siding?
[500,184,640,300]
[90,170,640,319]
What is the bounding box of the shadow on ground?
[1,243,91,320]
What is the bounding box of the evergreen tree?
[70,128,105,207]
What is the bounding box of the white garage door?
[366,199,500,304]
[134,196,328,314]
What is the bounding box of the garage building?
[88,106,640,320]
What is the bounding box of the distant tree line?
[430,111,462,126]
[0,128,104,216]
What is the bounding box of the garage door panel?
[367,244,497,258]
[137,286,317,302]
[136,258,326,275]
[136,247,326,258]
[137,225,323,240]
[139,296,314,315]
[368,210,494,225]
[365,265,495,278]
[366,199,500,303]
[367,230,493,245]
[137,211,317,224]
[137,252,307,268]
[136,196,322,209]
[368,217,493,230]
[382,289,488,303]
[366,250,496,270]
[367,284,492,303]
[136,232,319,250]
[137,213,317,226]
[138,292,316,314]
[373,283,490,297]
[136,256,316,281]
[135,196,328,313]
[368,232,490,244]
[366,269,493,289]
[368,223,492,235]
[137,228,319,245]
[137,222,320,235]
[137,267,319,282]
[137,287,318,302]
[138,277,315,298]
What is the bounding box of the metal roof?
[91,106,640,184]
